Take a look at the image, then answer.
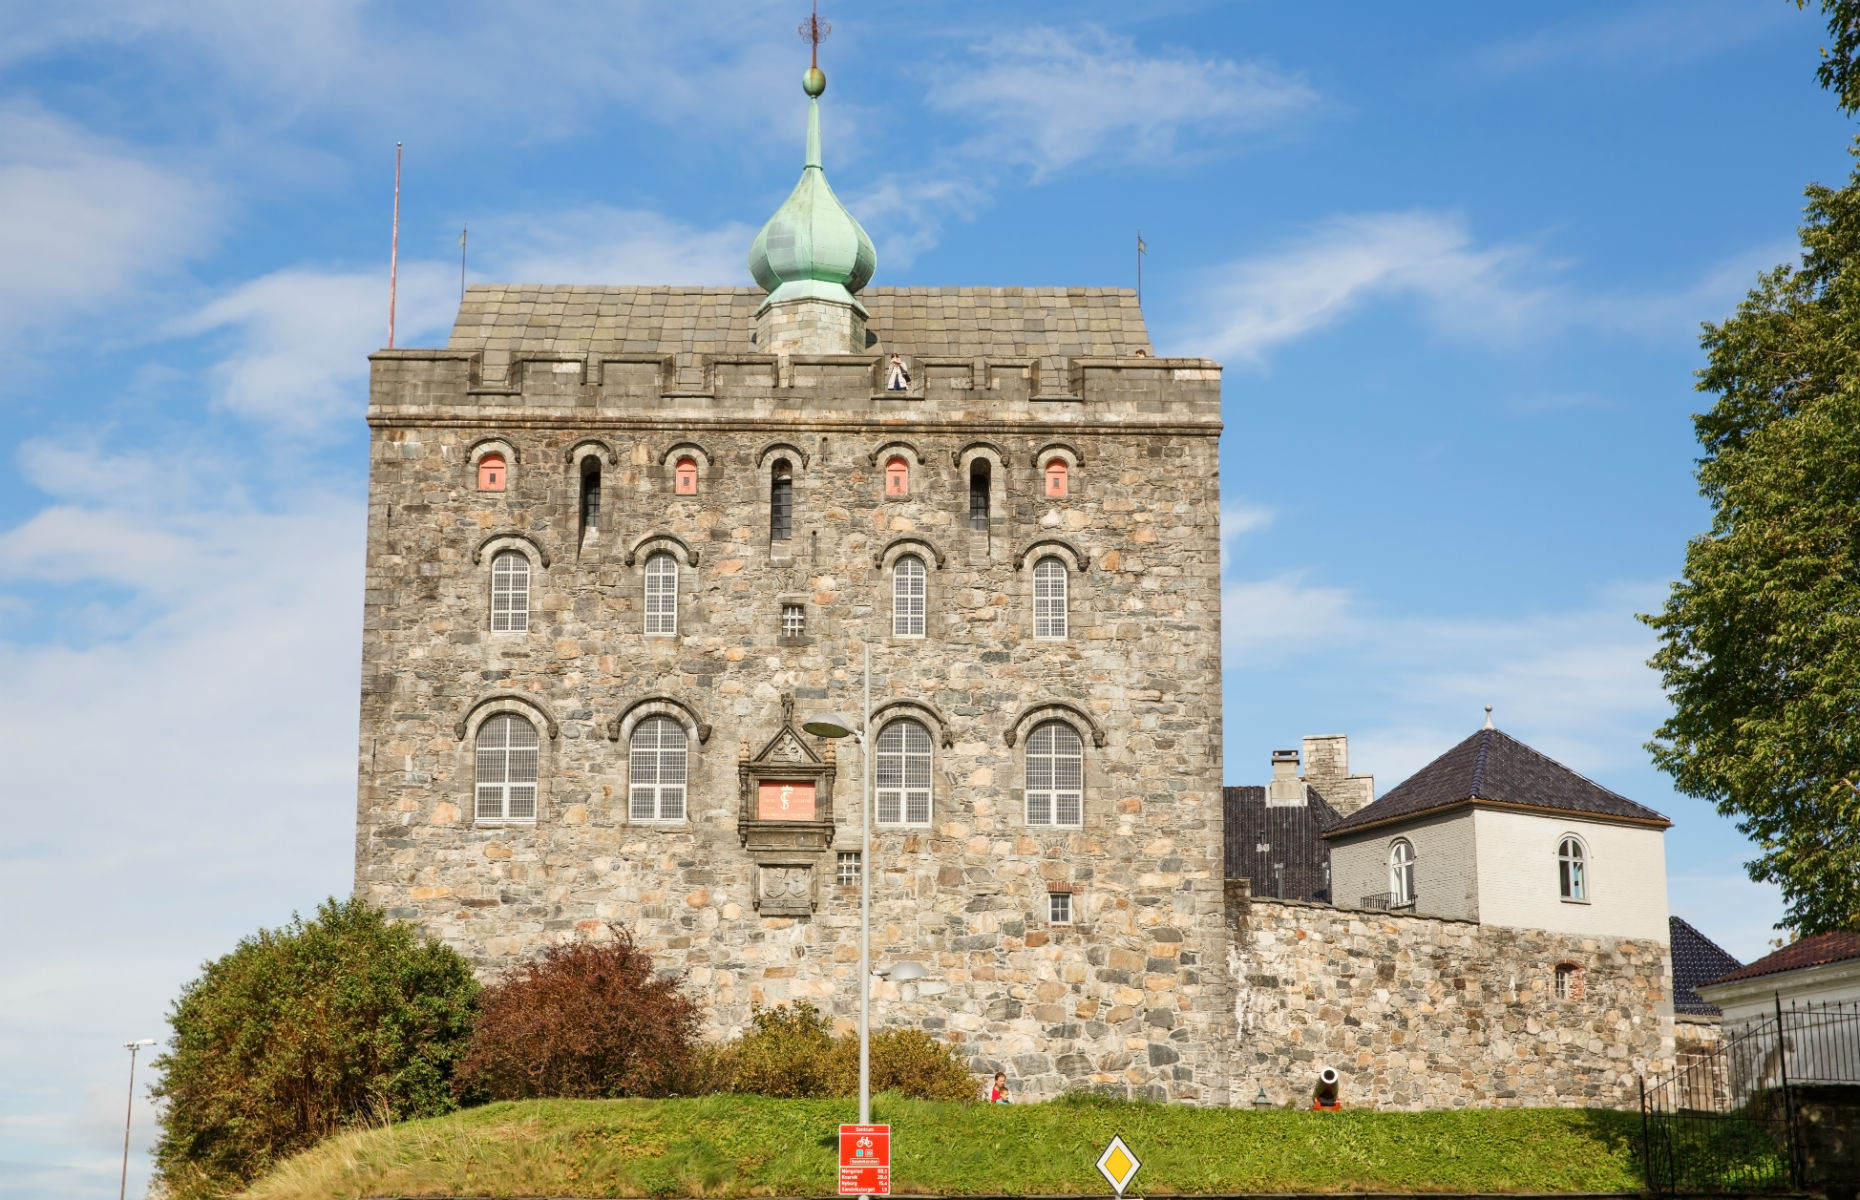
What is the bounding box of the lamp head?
[802,712,857,739]
[125,1038,156,1049]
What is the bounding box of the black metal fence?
[1641,998,1860,1194]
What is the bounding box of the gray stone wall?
[1225,885,1674,1109]
[353,348,1230,1103]
[1328,808,1480,920]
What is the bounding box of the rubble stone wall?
[1226,885,1674,1109]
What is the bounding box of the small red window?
[884,456,909,497]
[478,453,507,492]
[674,456,699,495]
[1044,459,1069,498]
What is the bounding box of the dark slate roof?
[1323,727,1670,837]
[446,285,1154,380]
[1703,931,1860,987]
[1670,917,1743,1016]
[1223,785,1340,902]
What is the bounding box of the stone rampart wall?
[1225,885,1674,1110]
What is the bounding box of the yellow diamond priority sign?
[1096,1134,1141,1198]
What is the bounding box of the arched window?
[875,719,933,826]
[884,455,910,497]
[770,460,793,542]
[1044,458,1069,498]
[1033,556,1068,639]
[892,555,926,638]
[1554,963,1583,1000]
[643,552,678,635]
[1388,839,1416,906]
[674,456,699,495]
[968,459,991,529]
[1558,836,1587,901]
[475,713,538,823]
[1025,720,1084,827]
[478,452,507,492]
[490,550,530,633]
[579,459,601,542]
[628,715,687,822]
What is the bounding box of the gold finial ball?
[802,66,826,97]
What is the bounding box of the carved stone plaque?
[756,862,815,916]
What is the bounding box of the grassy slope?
[243,1095,1648,1199]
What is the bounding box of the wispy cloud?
[1475,0,1792,78]
[477,207,754,286]
[1218,500,1274,575]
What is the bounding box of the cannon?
[1311,1066,1342,1110]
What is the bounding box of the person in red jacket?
[989,1073,1010,1104]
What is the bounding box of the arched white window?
[875,719,933,826]
[475,713,538,823]
[1558,836,1587,901]
[1388,838,1416,906]
[1025,720,1084,827]
[490,550,530,633]
[644,552,678,635]
[628,715,688,822]
[1033,556,1068,639]
[892,555,926,638]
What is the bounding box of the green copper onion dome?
[747,69,876,314]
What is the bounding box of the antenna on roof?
[387,142,401,349]
[1483,704,1494,730]
[460,224,468,303]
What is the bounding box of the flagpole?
[1136,228,1142,307]
[460,225,468,303]
[388,142,401,349]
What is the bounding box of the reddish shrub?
[454,928,700,1101]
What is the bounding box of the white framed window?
[490,550,530,633]
[1033,556,1068,639]
[628,715,687,822]
[644,552,678,635]
[837,851,861,887]
[1558,836,1588,901]
[892,555,926,638]
[1025,720,1084,827]
[1388,838,1416,906]
[475,713,538,824]
[1554,963,1583,1000]
[781,603,806,638]
[875,719,933,826]
[1048,892,1073,924]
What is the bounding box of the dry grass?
[241,1093,1648,1199]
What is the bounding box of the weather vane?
[799,1,830,69]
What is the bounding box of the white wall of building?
[1471,809,1669,942]
[1697,958,1860,1029]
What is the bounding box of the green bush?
[706,1001,977,1102]
[150,898,478,1199]
[453,927,701,1102]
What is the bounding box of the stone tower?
[352,52,1230,1103]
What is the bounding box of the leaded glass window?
[644,552,678,635]
[628,716,688,822]
[491,550,530,633]
[475,713,538,823]
[875,719,933,826]
[892,556,926,638]
[1025,721,1083,827]
[1033,556,1067,639]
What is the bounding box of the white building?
[1324,724,1672,943]
[1695,933,1860,1027]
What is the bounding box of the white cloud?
[1190,211,1554,362]
[477,207,754,287]
[1222,572,1358,661]
[1475,0,1791,77]
[1218,500,1274,575]
[0,105,215,340]
[936,26,1318,180]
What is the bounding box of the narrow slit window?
[475,713,538,823]
[770,460,793,542]
[892,555,926,638]
[1033,556,1068,639]
[1044,458,1069,498]
[579,460,601,540]
[490,550,530,633]
[644,552,678,635]
[674,456,699,495]
[968,460,991,529]
[478,453,507,492]
[884,455,910,497]
[1025,721,1084,827]
[875,719,933,826]
[628,715,687,822]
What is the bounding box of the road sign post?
[839,1123,891,1196]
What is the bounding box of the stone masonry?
[1225,883,1674,1109]
[352,284,1231,1103]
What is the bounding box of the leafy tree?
[1800,1,1860,116]
[1643,151,1860,935]
[453,927,701,1101]
[151,898,479,1199]
[705,1000,977,1102]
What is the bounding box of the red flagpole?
[388,142,401,349]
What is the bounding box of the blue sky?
[0,2,1849,1196]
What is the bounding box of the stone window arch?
[1558,834,1589,902]
[892,554,926,638]
[661,441,713,493]
[628,715,689,822]
[875,718,933,826]
[577,455,602,546]
[1034,442,1082,499]
[675,456,699,495]
[1025,720,1084,828]
[884,455,910,497]
[469,438,518,491]
[770,458,794,543]
[968,458,992,529]
[490,549,530,633]
[474,713,539,824]
[1033,556,1068,639]
[1388,838,1416,906]
[644,551,679,636]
